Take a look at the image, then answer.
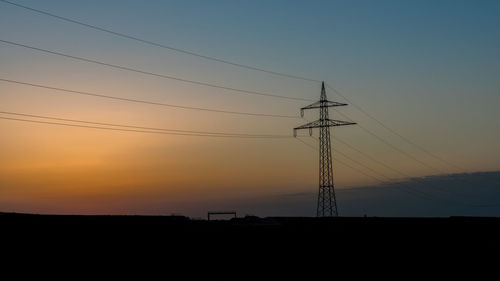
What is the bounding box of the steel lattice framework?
[294,82,356,217]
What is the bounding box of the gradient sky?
[1,0,499,217]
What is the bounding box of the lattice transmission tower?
[294,82,356,217]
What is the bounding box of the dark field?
[2,212,499,253]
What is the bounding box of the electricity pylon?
[294,82,356,217]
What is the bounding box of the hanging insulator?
[293,129,297,138]
[300,109,304,118]
[309,128,313,136]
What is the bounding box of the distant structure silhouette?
[294,82,356,216]
[207,211,237,221]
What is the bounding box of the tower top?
[320,81,326,101]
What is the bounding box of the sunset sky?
[1,0,499,217]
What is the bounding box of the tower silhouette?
[294,82,356,216]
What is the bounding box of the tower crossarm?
[300,101,348,117]
[324,119,357,127]
[293,119,356,136]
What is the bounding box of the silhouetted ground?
[2,212,499,253]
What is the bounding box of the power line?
[295,137,384,183]
[306,133,480,206]
[297,136,395,187]
[325,83,464,171]
[0,110,292,137]
[306,107,457,192]
[303,136,438,198]
[334,136,470,196]
[332,132,433,181]
[332,146,393,181]
[294,137,435,200]
[329,108,488,196]
[332,108,446,174]
[5,114,495,208]
[333,135,409,178]
[332,134,457,192]
[297,118,396,184]
[300,116,404,179]
[0,39,313,102]
[0,78,299,119]
[7,110,448,203]
[330,106,488,196]
[295,136,318,151]
[309,135,467,197]
[297,136,484,205]
[0,112,292,138]
[0,0,320,83]
[1,112,490,207]
[301,114,449,189]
